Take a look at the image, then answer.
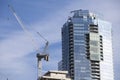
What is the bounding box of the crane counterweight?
[36,53,49,61]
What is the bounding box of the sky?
[0,0,120,80]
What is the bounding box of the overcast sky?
[0,0,120,80]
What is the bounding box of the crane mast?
[8,4,49,80]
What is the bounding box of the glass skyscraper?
[59,10,114,80]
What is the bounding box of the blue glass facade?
[60,9,114,80]
[72,11,91,80]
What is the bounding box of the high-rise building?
[59,9,114,80]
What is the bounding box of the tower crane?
[8,4,49,80]
[36,32,49,80]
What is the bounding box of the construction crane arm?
[8,4,38,51]
[8,5,28,33]
[8,4,49,54]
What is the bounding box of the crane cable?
[37,32,49,54]
[37,32,48,42]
